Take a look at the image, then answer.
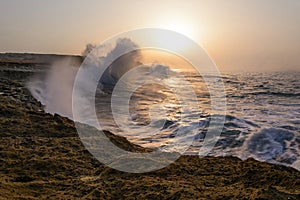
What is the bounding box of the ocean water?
[94,69,300,170]
[26,38,299,171]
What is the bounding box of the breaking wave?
[26,38,300,171]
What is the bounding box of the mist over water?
[27,38,300,171]
[27,38,141,118]
[27,58,79,118]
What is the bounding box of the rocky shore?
[0,55,300,199]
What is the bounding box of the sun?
[151,13,200,42]
[150,21,197,52]
[156,18,196,41]
[164,23,194,39]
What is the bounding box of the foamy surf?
[27,38,300,171]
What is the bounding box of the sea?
[93,69,300,171]
[27,42,300,171]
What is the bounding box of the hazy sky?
[1,0,300,71]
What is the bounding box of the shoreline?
[0,60,300,198]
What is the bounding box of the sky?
[0,0,300,71]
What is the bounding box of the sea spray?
[27,58,79,118]
[27,38,141,119]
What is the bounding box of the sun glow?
[164,23,195,39]
[156,17,197,41]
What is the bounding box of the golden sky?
[1,0,300,71]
